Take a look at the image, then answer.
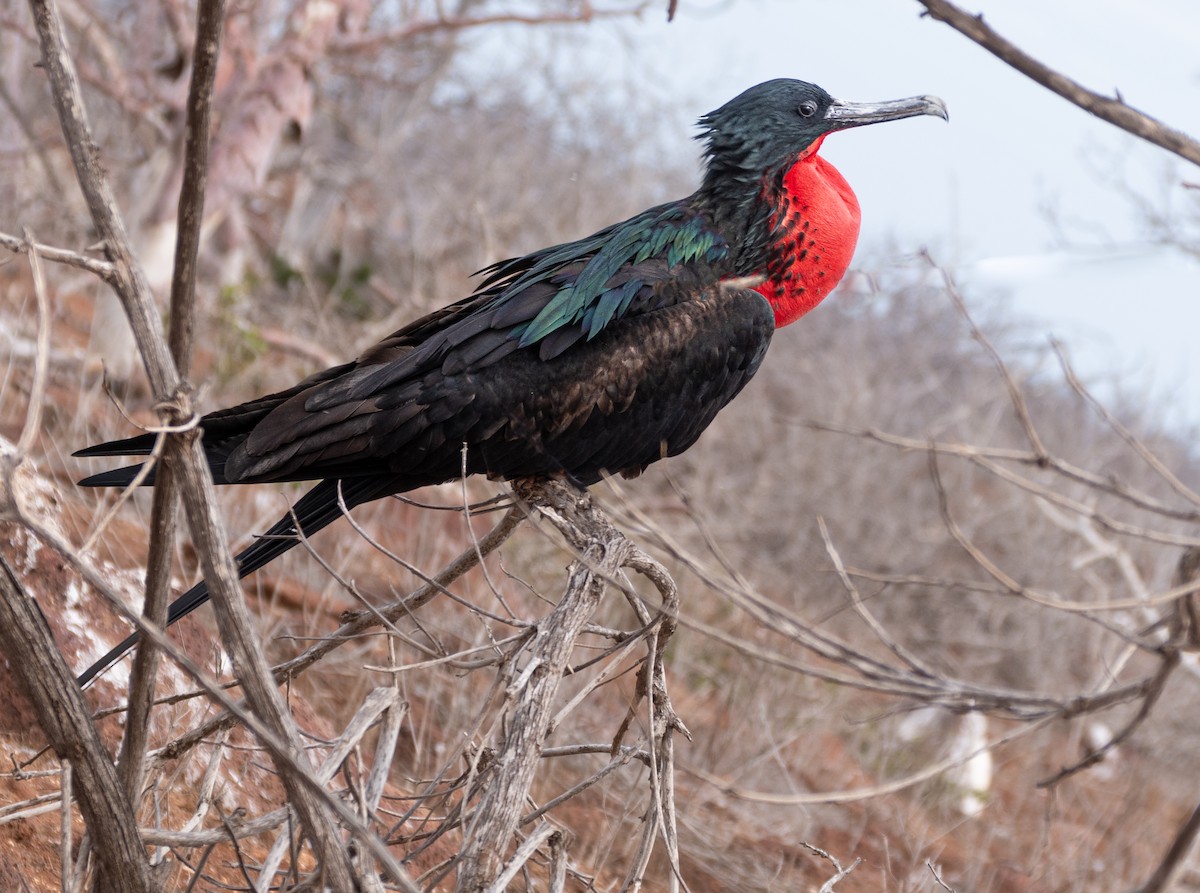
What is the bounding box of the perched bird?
[77,79,946,686]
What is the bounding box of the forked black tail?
[77,476,397,687]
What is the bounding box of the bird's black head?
[697,78,947,202]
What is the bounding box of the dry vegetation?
[1,1,1200,891]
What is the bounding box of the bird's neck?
[753,146,862,327]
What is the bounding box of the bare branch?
[915,0,1200,167]
[928,254,1048,459]
[928,861,959,893]
[802,419,1200,525]
[0,553,155,892]
[0,230,116,282]
[483,823,557,893]
[1037,651,1179,788]
[801,841,862,893]
[1053,340,1200,509]
[689,717,1048,806]
[167,0,224,373]
[819,516,938,678]
[59,762,72,893]
[455,478,654,891]
[331,3,652,53]
[1134,797,1200,893]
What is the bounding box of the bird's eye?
[798,100,818,118]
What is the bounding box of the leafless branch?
[0,230,117,283]
[1133,796,1200,893]
[1053,340,1200,509]
[927,253,1048,459]
[819,516,938,678]
[915,0,1200,167]
[149,505,524,767]
[0,552,155,891]
[1038,650,1178,788]
[331,3,652,53]
[801,419,1200,525]
[59,761,72,893]
[689,717,1047,806]
[0,791,62,826]
[928,861,959,893]
[801,841,862,893]
[519,747,644,828]
[483,823,557,893]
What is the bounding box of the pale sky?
[475,0,1200,428]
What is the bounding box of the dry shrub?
[2,5,1199,889]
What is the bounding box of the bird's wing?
[483,202,728,350]
[224,277,772,486]
[76,202,735,487]
[305,201,730,407]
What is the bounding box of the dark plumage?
[76,79,946,686]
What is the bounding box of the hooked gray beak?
[825,95,949,129]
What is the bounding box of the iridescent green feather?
[511,206,729,349]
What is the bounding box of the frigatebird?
[76,79,946,685]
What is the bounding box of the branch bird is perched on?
[76,79,947,686]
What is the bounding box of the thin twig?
[519,750,642,827]
[16,229,50,459]
[928,861,958,893]
[801,419,1200,525]
[818,516,937,678]
[801,842,862,893]
[483,822,556,893]
[1037,650,1179,788]
[331,4,651,52]
[59,761,72,893]
[1053,339,1200,509]
[690,716,1047,806]
[928,254,1048,459]
[364,699,407,821]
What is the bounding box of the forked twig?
[0,229,117,283]
[1053,339,1200,509]
[801,841,862,892]
[926,252,1048,459]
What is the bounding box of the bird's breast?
[755,153,862,327]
